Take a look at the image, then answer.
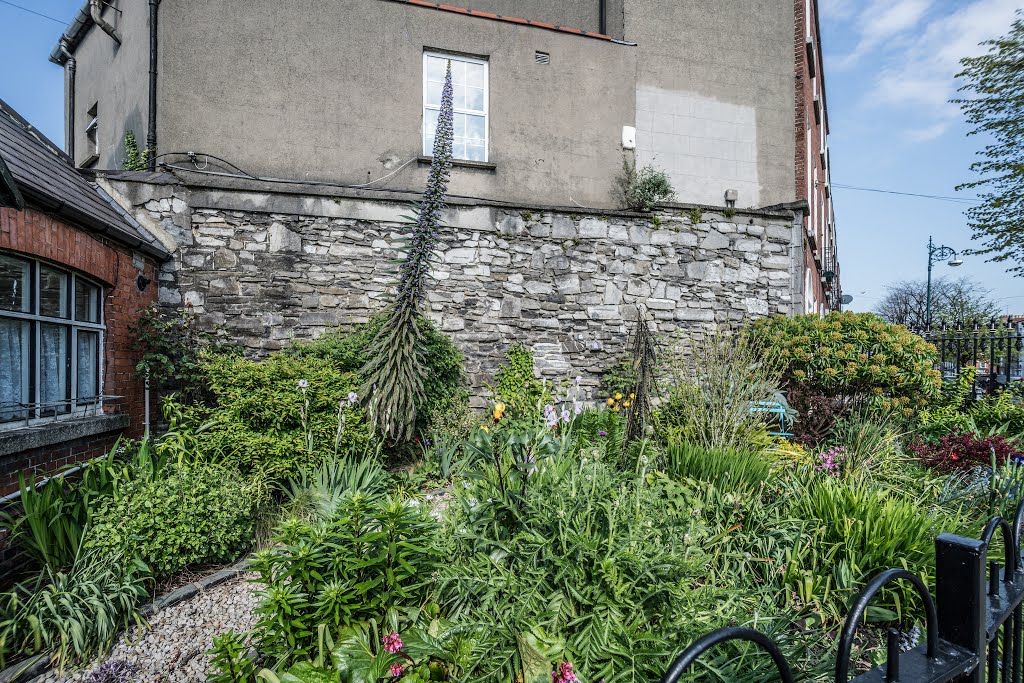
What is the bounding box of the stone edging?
[0,557,251,683]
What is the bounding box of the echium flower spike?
[362,62,455,442]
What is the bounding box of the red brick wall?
[794,0,831,313]
[0,206,159,494]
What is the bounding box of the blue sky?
[0,0,1022,314]
[820,0,1024,314]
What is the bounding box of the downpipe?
[89,0,121,45]
[58,38,76,159]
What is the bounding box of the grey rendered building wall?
[625,0,797,209]
[66,0,149,168]
[154,0,637,208]
[453,0,625,37]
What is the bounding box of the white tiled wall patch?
[635,86,759,207]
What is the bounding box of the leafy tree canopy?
[955,12,1024,276]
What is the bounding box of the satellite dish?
[841,294,854,305]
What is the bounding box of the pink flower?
[390,663,405,677]
[383,632,404,654]
[552,662,578,683]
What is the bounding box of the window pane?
[465,86,484,112]
[75,279,101,323]
[40,267,69,319]
[423,109,440,155]
[453,113,467,139]
[77,331,99,403]
[0,319,29,421]
[40,324,69,416]
[0,255,29,313]
[425,79,442,108]
[466,115,486,142]
[426,55,446,83]
[453,84,468,110]
[465,141,486,162]
[465,62,485,89]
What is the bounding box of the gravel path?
[36,574,260,683]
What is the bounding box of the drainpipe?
[599,0,607,35]
[89,0,121,45]
[59,38,76,161]
[147,0,160,171]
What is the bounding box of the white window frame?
[422,51,489,163]
[0,253,105,429]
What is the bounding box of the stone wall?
[105,175,800,399]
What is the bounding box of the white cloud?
[836,0,933,68]
[837,0,1021,143]
[905,122,950,141]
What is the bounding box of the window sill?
[0,413,129,458]
[79,153,99,169]
[417,156,497,171]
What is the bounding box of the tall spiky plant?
[624,306,656,445]
[362,62,455,442]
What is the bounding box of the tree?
[876,276,1000,328]
[954,12,1024,276]
[361,61,454,442]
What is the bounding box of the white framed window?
[0,252,104,425]
[423,52,488,163]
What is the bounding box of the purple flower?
[347,391,358,403]
[383,632,404,654]
[598,431,608,438]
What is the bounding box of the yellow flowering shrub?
[749,312,941,412]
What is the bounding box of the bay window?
[0,253,103,423]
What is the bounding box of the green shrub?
[250,496,439,664]
[749,312,941,426]
[438,451,720,683]
[621,157,675,211]
[491,343,550,420]
[0,549,147,668]
[656,329,781,452]
[665,440,771,491]
[788,478,957,623]
[971,389,1024,436]
[287,316,467,439]
[84,462,262,578]
[182,353,374,479]
[280,456,390,523]
[129,304,235,401]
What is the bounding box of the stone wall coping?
[98,169,799,221]
[0,414,129,459]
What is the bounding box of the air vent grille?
[535,51,550,65]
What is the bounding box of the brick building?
[0,98,168,495]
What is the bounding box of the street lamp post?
[925,236,963,328]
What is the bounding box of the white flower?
[297,379,309,390]
[348,391,358,403]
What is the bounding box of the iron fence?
[912,320,1024,396]
[661,502,1024,683]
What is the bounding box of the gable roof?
[0,98,169,259]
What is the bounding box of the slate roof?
[0,98,169,259]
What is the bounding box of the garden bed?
[28,562,255,683]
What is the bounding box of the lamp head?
[948,257,964,267]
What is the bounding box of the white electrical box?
[622,126,637,150]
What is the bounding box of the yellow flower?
[615,393,623,400]
[623,400,631,408]
[481,425,490,433]
[629,393,636,399]
[607,397,616,406]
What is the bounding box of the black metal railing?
[661,501,1024,683]
[912,320,1024,396]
